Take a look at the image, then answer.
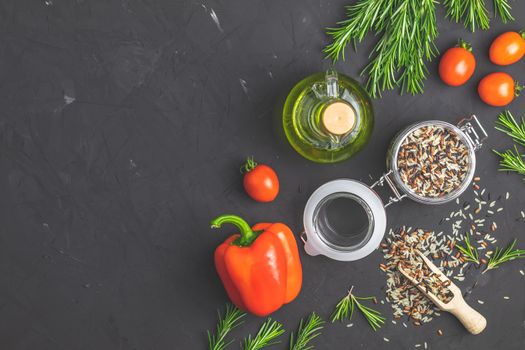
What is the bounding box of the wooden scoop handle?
[448,297,487,335]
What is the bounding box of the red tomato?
[439,40,476,86]
[489,31,525,66]
[242,158,279,202]
[477,72,521,107]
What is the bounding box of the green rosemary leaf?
[444,0,490,31]
[208,304,246,350]
[493,0,514,23]
[495,111,525,147]
[324,0,393,62]
[494,147,525,177]
[455,232,479,264]
[242,318,285,350]
[330,290,352,322]
[483,239,525,273]
[289,312,324,350]
[462,0,490,32]
[444,0,463,23]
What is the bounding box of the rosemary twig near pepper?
[289,312,324,350]
[242,318,285,350]
[331,286,385,331]
[207,304,246,350]
[483,239,525,274]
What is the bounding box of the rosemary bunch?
[207,304,246,350]
[289,312,324,350]
[483,239,525,273]
[242,318,285,350]
[495,111,525,147]
[456,232,480,264]
[325,0,515,97]
[331,286,385,331]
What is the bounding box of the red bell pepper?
[211,214,302,316]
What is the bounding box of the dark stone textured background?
[0,0,524,349]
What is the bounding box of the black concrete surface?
[0,1,524,349]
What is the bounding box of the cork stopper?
[322,101,356,135]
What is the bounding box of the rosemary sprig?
[325,0,437,97]
[494,146,525,177]
[456,232,480,264]
[493,0,514,23]
[242,318,285,350]
[495,111,525,147]
[324,0,393,62]
[208,304,246,350]
[289,312,324,350]
[483,239,525,273]
[331,286,385,331]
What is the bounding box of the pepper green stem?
[520,31,525,41]
[211,215,257,246]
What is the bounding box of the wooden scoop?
[398,250,487,335]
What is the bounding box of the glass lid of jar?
[302,179,387,261]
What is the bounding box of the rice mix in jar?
[397,125,470,198]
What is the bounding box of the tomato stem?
[241,157,258,173]
[515,82,524,97]
[457,38,472,52]
[211,215,258,247]
[519,31,525,41]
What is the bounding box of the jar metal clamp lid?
[301,115,488,261]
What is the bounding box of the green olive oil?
[283,70,374,163]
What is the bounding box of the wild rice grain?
[397,125,469,198]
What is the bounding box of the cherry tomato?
[489,31,525,66]
[477,72,522,107]
[242,158,279,202]
[439,39,476,86]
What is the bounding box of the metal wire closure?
[458,115,488,151]
[370,170,407,208]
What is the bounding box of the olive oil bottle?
[283,69,374,163]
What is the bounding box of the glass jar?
[282,69,374,163]
[301,115,487,261]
